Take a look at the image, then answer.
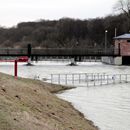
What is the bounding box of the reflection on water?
[0,61,130,130]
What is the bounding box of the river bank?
[0,72,98,130]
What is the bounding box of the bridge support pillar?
[26,57,33,66]
[69,57,77,66]
[26,44,33,66]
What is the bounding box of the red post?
[14,60,17,78]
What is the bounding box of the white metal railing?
[45,73,130,87]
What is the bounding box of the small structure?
[102,33,130,65]
[115,34,130,65]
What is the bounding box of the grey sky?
[0,0,117,27]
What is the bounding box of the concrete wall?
[114,57,122,65]
[101,57,114,65]
[102,56,122,65]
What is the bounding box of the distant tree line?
[0,13,129,48]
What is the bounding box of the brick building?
[114,34,130,65]
[102,33,130,65]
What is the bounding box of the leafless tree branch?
[114,0,130,18]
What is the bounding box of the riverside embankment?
[0,72,98,130]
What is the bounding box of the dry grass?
[0,72,98,130]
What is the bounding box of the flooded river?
[0,61,130,130]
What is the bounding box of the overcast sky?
[0,0,117,27]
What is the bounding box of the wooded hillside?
[0,13,129,48]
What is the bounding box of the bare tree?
[114,0,130,18]
[114,0,130,31]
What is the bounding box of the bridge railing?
[0,46,119,56]
[0,48,27,55]
[32,48,119,56]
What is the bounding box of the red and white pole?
[14,60,17,79]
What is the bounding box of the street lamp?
[105,30,108,52]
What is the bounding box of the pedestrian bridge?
[0,44,120,57]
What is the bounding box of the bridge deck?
[0,48,119,57]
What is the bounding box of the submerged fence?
[46,73,130,87]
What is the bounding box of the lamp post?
[115,28,117,37]
[105,30,108,52]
